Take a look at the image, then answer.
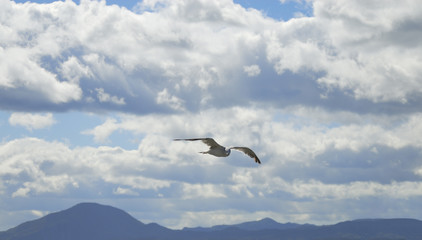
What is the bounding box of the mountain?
[183,217,312,232]
[323,218,422,239]
[0,202,171,240]
[1,202,422,240]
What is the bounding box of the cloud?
[11,188,30,198]
[113,187,139,196]
[312,0,422,103]
[0,48,83,105]
[0,0,419,114]
[9,112,56,130]
[243,64,261,77]
[2,103,422,226]
[30,210,48,218]
[95,88,126,105]
[12,175,78,198]
[156,88,185,111]
[0,137,171,198]
[182,183,227,199]
[266,178,422,200]
[79,106,422,190]
[59,56,92,83]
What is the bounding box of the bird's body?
[174,138,261,164]
[202,146,230,157]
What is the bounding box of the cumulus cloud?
[113,187,139,196]
[243,64,261,77]
[80,106,422,188]
[9,112,56,130]
[1,116,422,226]
[59,56,92,83]
[0,137,170,198]
[1,0,419,113]
[95,88,126,105]
[2,99,422,226]
[0,48,83,105]
[156,88,186,111]
[182,183,227,199]
[11,188,30,198]
[81,118,119,143]
[313,0,422,103]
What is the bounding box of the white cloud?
[30,210,48,218]
[81,106,422,159]
[78,106,422,195]
[12,175,78,198]
[11,188,30,198]
[243,64,261,77]
[95,88,126,105]
[268,178,422,200]
[0,137,171,198]
[0,47,83,104]
[268,0,422,103]
[156,88,185,111]
[1,0,421,111]
[81,118,119,143]
[113,187,139,196]
[182,183,227,199]
[59,56,92,83]
[312,0,422,103]
[1,105,422,225]
[9,112,56,130]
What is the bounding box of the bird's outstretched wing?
[230,147,261,164]
[174,138,223,149]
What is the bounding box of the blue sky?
[12,0,310,20]
[1,0,422,231]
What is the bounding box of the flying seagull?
[174,138,261,164]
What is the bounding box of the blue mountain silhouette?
[0,202,170,240]
[1,202,422,240]
[183,217,312,232]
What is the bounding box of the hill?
[1,202,421,240]
[0,203,170,240]
[183,217,312,232]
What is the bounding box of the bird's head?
[225,147,231,155]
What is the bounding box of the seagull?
[174,138,261,164]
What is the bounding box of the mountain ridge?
[0,203,170,240]
[1,202,421,240]
[183,217,313,232]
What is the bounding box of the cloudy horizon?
[1,0,422,230]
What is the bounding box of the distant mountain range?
[1,202,421,240]
[182,217,311,232]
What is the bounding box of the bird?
[174,138,261,164]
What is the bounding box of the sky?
[1,0,422,231]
